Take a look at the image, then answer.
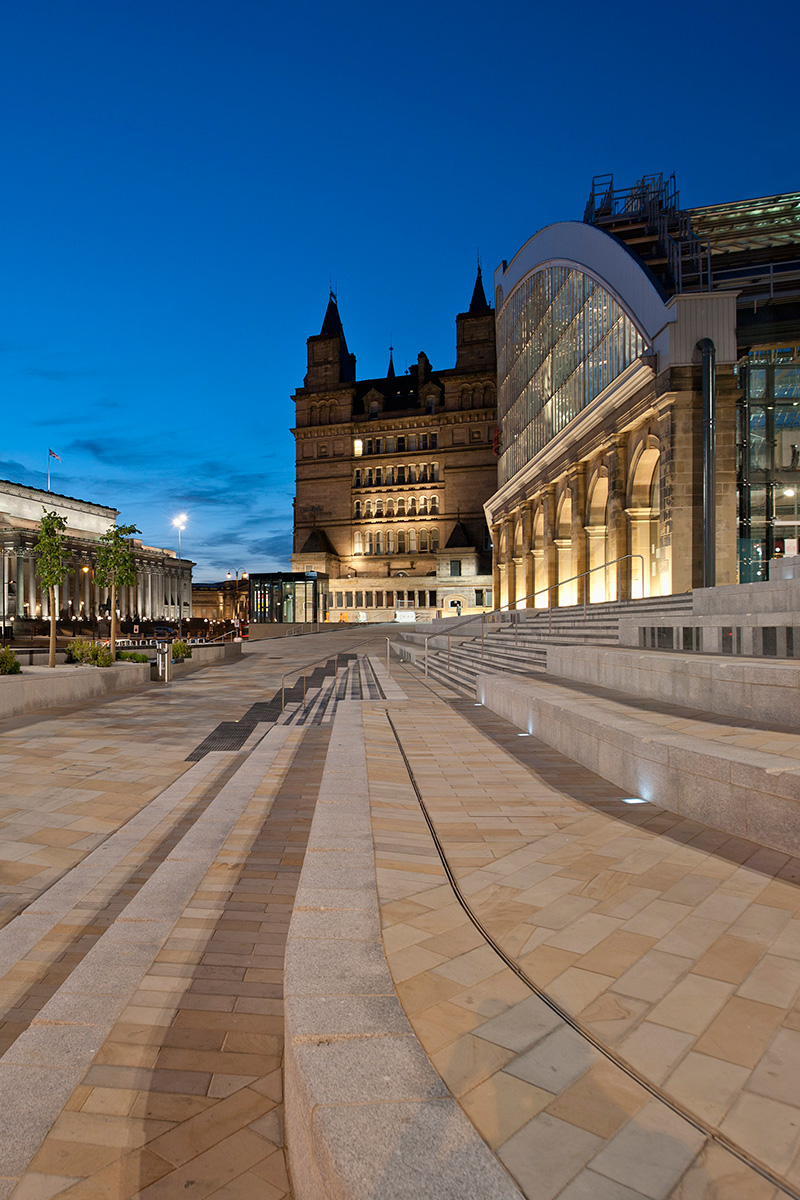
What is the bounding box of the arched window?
[354,532,363,555]
[472,387,481,408]
[369,400,379,419]
[310,405,319,425]
[354,469,361,488]
[397,531,406,553]
[329,403,339,422]
[354,501,362,519]
[408,530,417,552]
[483,385,493,405]
[430,496,439,514]
[375,499,383,517]
[364,500,372,518]
[397,498,406,516]
[408,465,417,483]
[430,529,440,552]
[386,530,394,553]
[386,499,395,517]
[420,464,429,482]
[366,533,374,554]
[385,466,394,485]
[375,468,382,486]
[418,530,428,552]
[419,497,428,515]
[432,462,440,481]
[374,532,382,554]
[320,405,329,425]
[408,497,417,515]
[460,387,469,410]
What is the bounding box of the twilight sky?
[1,0,795,580]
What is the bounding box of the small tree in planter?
[34,510,69,668]
[94,523,140,658]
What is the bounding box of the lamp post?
[226,569,248,633]
[172,514,188,637]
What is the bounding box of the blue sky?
[1,0,795,579]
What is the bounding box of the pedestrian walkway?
[3,632,800,1197]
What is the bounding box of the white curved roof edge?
[494,221,672,344]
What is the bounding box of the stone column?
[585,527,608,603]
[491,526,501,610]
[543,485,558,606]
[523,500,535,606]
[15,552,25,618]
[569,466,588,606]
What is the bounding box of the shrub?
[172,640,191,660]
[92,644,114,668]
[0,647,21,675]
[65,637,94,664]
[116,651,149,663]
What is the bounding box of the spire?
[469,265,490,314]
[320,290,344,336]
[387,341,395,379]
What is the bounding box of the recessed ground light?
[518,733,531,737]
[621,797,648,804]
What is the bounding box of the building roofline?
[0,477,118,518]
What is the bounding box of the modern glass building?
[738,352,800,581]
[248,572,328,625]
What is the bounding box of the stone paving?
[4,631,800,1197]
[368,663,800,1197]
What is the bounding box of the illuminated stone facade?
[291,277,499,620]
[0,479,192,626]
[486,176,800,609]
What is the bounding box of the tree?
[34,510,69,668]
[95,523,140,657]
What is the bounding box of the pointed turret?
[387,345,395,379]
[469,266,490,314]
[455,266,496,372]
[320,291,344,337]
[305,291,356,387]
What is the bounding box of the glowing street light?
[172,514,188,636]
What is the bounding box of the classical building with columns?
[486,174,800,610]
[0,479,193,628]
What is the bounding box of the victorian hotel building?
[286,276,498,622]
[0,479,193,630]
[486,175,800,611]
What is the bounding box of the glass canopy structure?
[497,265,646,486]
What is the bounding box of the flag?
[48,449,61,461]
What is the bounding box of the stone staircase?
[398,593,694,695]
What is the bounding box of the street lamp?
[172,514,188,637]
[226,569,248,631]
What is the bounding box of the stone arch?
[555,491,575,604]
[586,469,611,602]
[627,441,662,598]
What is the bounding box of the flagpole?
[47,455,50,493]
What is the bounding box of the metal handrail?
[422,553,645,676]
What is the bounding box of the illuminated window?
[354,439,363,456]
[497,265,647,485]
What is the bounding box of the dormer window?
[369,400,379,419]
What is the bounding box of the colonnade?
[491,430,668,612]
[0,540,192,624]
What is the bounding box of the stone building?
[291,274,498,620]
[0,479,193,628]
[486,174,800,610]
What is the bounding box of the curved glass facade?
[498,266,647,484]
